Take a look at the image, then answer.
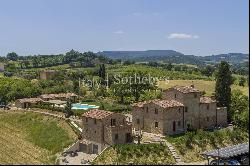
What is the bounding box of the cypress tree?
[215,61,233,121]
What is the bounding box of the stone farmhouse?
[80,109,132,154]
[39,70,57,80]
[0,63,5,72]
[132,85,227,135]
[40,93,78,102]
[15,98,44,109]
[15,93,77,108]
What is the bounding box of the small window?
[94,119,97,124]
[175,94,177,98]
[194,93,197,98]
[115,134,118,140]
[146,107,149,113]
[178,108,181,113]
[111,119,116,126]
[86,118,88,123]
[155,108,158,114]
[155,122,159,128]
[178,121,181,126]
[185,107,188,112]
[136,119,140,124]
[207,117,209,122]
[207,104,209,110]
[95,130,96,133]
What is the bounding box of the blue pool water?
[72,103,99,110]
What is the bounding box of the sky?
[0,0,249,56]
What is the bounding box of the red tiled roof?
[151,99,184,108]
[83,109,113,119]
[131,101,149,107]
[172,85,200,93]
[17,98,43,103]
[200,97,216,103]
[132,99,184,108]
[40,93,77,99]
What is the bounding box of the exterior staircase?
[164,141,184,164]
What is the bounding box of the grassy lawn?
[165,128,249,162]
[158,80,249,96]
[0,110,77,165]
[93,143,175,165]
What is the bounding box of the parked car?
[210,159,226,165]
[0,105,10,110]
[62,158,69,163]
[69,151,78,157]
[210,159,241,165]
[240,156,249,165]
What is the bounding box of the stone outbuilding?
[15,98,43,109]
[80,109,132,154]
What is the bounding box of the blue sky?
[0,0,249,56]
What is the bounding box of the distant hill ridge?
[98,50,249,65]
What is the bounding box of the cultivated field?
[93,143,175,165]
[158,80,249,96]
[0,110,77,165]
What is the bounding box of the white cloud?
[132,12,143,16]
[168,33,199,39]
[113,30,124,34]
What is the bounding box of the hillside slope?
[0,110,77,165]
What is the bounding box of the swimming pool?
[71,103,99,110]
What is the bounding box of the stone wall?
[163,106,185,135]
[82,117,104,144]
[163,88,201,129]
[132,103,185,135]
[132,107,145,130]
[142,103,165,134]
[82,112,132,153]
[216,107,228,127]
[199,102,217,129]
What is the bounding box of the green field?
[158,80,249,96]
[0,110,77,165]
[107,64,211,80]
[166,128,249,162]
[93,143,175,165]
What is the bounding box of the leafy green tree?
[98,63,106,78]
[201,65,215,77]
[165,63,173,71]
[231,90,249,130]
[6,52,18,61]
[239,77,246,86]
[112,71,157,102]
[32,57,40,67]
[215,61,233,121]
[64,101,74,118]
[111,83,131,103]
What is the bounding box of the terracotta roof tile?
[83,109,113,119]
[40,93,77,99]
[151,99,184,108]
[131,101,149,107]
[132,99,184,108]
[171,85,200,93]
[17,98,43,103]
[200,97,216,103]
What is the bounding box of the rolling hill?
[98,50,249,65]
